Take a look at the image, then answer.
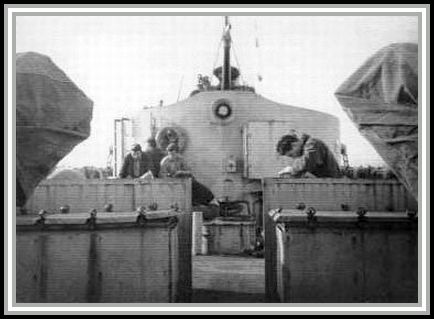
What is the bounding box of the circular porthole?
[212,99,233,122]
[215,103,232,119]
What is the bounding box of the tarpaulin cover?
[16,52,93,206]
[335,43,418,200]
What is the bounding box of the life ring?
[156,126,188,153]
[212,99,233,121]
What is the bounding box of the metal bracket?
[295,202,306,210]
[103,203,113,212]
[136,206,148,226]
[305,207,317,221]
[269,207,282,221]
[167,216,179,230]
[86,209,97,230]
[276,223,292,243]
[59,205,70,214]
[277,222,292,233]
[406,210,417,221]
[356,207,367,220]
[147,202,158,211]
[35,210,48,228]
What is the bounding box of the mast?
[222,16,231,90]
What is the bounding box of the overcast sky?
[16,15,418,168]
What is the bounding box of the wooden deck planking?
[192,255,265,297]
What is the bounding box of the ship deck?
[192,255,265,303]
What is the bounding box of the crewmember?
[119,143,153,178]
[160,143,191,178]
[276,132,341,178]
[160,143,216,209]
[144,137,166,177]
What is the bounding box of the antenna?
[222,16,232,90]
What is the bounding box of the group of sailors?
[119,137,217,209]
[120,130,341,183]
[118,137,165,179]
[118,131,341,244]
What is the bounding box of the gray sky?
[16,15,418,168]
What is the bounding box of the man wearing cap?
[119,143,154,178]
[159,143,191,178]
[144,137,166,177]
[276,132,341,178]
[160,143,216,209]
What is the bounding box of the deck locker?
[270,209,418,303]
[16,179,192,303]
[263,178,418,303]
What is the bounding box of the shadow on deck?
[192,289,266,303]
[192,255,265,303]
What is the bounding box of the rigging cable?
[231,42,245,86]
[176,75,184,102]
[254,17,264,87]
[211,27,223,84]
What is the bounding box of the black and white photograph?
[5,4,429,315]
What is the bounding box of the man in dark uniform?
[119,143,153,178]
[276,132,341,178]
[144,137,166,177]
